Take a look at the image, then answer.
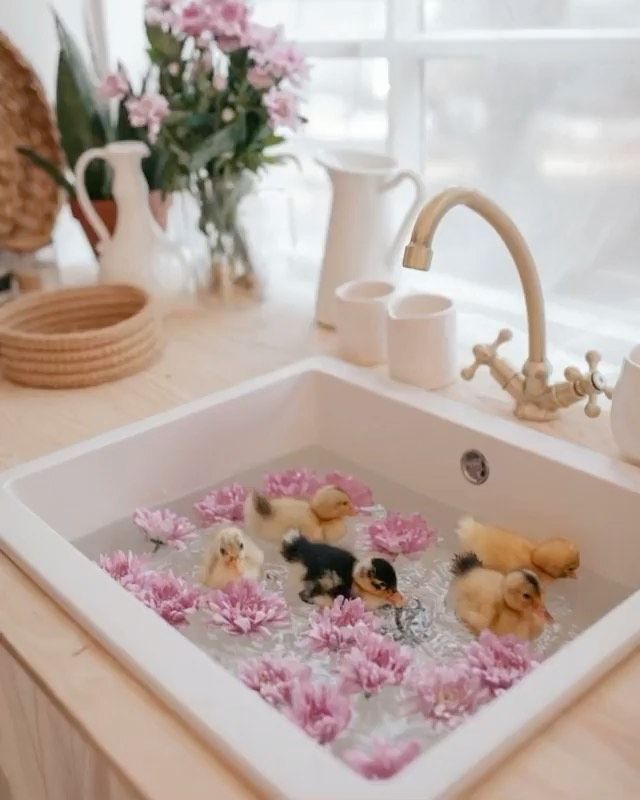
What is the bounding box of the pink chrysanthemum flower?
[133,507,198,552]
[145,0,175,28]
[97,68,129,100]
[263,86,301,130]
[286,680,352,745]
[239,656,311,707]
[262,467,323,499]
[138,570,202,627]
[344,737,421,780]
[304,597,378,654]
[365,512,436,560]
[98,550,149,592]
[211,0,249,51]
[194,483,247,525]
[205,578,288,635]
[339,629,412,696]
[125,93,169,143]
[409,661,486,728]
[324,471,374,510]
[465,630,539,697]
[99,553,200,628]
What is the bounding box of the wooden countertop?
[1,286,638,799]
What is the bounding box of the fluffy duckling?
[281,530,405,609]
[243,485,356,544]
[457,516,580,582]
[451,552,552,641]
[200,526,264,590]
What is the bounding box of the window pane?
[420,56,640,363]
[253,1,386,39]
[422,1,640,29]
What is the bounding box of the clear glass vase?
[195,172,255,295]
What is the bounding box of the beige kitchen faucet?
[402,187,612,421]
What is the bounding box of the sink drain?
[460,449,490,485]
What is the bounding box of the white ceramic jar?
[334,279,395,366]
[387,293,457,390]
[610,344,640,465]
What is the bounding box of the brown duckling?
[200,526,264,590]
[451,552,553,641]
[244,485,356,544]
[457,516,580,582]
[281,530,404,609]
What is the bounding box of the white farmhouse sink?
[1,357,639,799]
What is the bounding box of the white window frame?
[295,1,640,171]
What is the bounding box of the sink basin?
[1,357,639,799]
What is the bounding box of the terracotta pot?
[70,190,170,255]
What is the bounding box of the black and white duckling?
[281,530,405,609]
[451,552,553,641]
[200,526,264,590]
[244,485,356,544]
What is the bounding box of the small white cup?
[387,293,457,390]
[610,344,640,465]
[334,280,395,366]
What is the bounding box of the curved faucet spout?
[402,187,547,367]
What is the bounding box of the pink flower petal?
[339,628,412,696]
[408,660,487,728]
[304,597,379,653]
[344,737,421,780]
[194,483,247,524]
[204,578,288,635]
[286,680,351,745]
[465,630,539,697]
[239,656,311,707]
[133,507,198,550]
[365,512,436,559]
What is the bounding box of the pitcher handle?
[74,147,110,251]
[383,169,427,268]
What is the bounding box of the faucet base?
[514,402,559,422]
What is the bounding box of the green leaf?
[190,116,247,173]
[53,12,109,197]
[146,24,182,61]
[16,146,76,197]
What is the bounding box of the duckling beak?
[346,504,357,516]
[387,590,406,608]
[567,572,577,579]
[535,603,554,623]
[224,555,239,567]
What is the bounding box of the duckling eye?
[522,592,532,600]
[239,542,244,550]
[220,547,227,556]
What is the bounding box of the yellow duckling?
[243,485,356,544]
[451,552,553,641]
[457,515,580,582]
[200,526,264,590]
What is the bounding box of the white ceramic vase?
[315,149,426,329]
[610,344,640,465]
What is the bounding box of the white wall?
[1,0,95,98]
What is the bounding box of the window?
[98,2,640,368]
[243,0,640,370]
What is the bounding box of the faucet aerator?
[402,243,432,270]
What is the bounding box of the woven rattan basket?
[0,31,63,252]
[0,284,163,388]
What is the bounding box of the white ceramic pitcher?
[75,141,191,304]
[315,149,426,328]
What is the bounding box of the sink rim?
[1,356,639,800]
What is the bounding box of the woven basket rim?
[0,284,154,347]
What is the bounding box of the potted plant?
[18,14,172,254]
[134,0,309,288]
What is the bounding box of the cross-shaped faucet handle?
[461,328,513,381]
[564,350,613,418]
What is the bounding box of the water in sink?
[76,446,631,768]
